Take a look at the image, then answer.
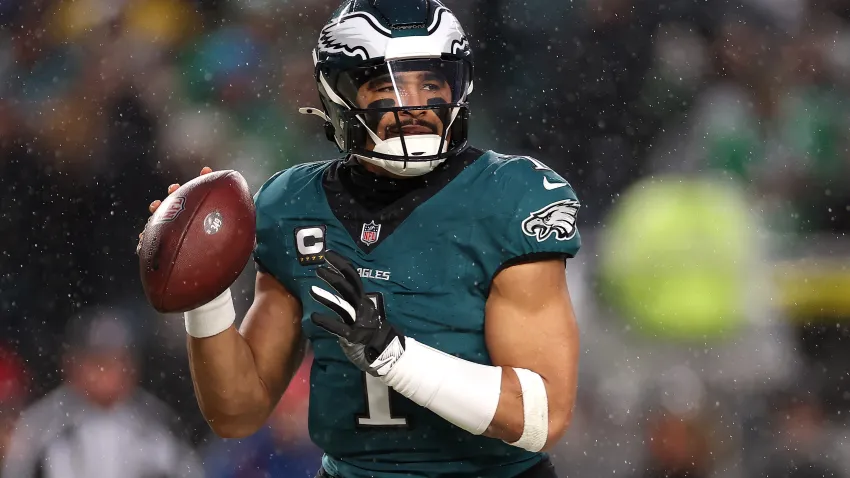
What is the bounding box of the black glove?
[309,250,405,376]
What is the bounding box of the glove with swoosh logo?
[309,250,405,376]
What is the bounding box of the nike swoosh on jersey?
[543,177,567,190]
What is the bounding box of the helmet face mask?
[308,0,473,177]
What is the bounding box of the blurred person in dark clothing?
[1,308,202,478]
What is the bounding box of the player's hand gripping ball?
[138,168,256,313]
[310,251,405,376]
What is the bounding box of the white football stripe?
[311,286,357,323]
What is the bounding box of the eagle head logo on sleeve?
[521,199,580,242]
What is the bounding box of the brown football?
[139,170,256,313]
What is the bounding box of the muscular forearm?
[187,326,273,438]
[183,287,302,438]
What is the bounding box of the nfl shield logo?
[154,196,186,224]
[360,220,381,246]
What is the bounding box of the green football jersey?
[253,148,581,478]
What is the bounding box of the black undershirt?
[322,149,481,252]
[337,157,432,212]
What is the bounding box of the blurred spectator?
[1,308,202,478]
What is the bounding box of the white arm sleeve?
[381,338,550,451]
[382,338,501,435]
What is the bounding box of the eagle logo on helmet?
[318,6,469,61]
[427,7,469,56]
[318,11,390,60]
[521,199,580,242]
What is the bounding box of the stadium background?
[2,0,850,476]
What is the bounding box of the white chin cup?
[360,134,447,177]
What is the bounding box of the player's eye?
[423,83,442,91]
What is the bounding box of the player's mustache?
[385,119,439,136]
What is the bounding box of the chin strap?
[358,135,447,177]
[298,105,449,177]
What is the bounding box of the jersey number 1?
[357,293,409,428]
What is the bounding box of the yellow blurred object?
[49,0,124,43]
[47,0,198,45]
[598,174,759,341]
[774,260,850,321]
[122,0,200,46]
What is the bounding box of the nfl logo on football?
[155,196,186,224]
[361,221,381,246]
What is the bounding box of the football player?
[144,1,582,477]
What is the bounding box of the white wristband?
[184,288,236,338]
[507,368,549,452]
[382,338,501,435]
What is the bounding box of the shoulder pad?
[482,153,572,190]
[253,160,335,207]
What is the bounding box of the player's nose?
[399,107,428,118]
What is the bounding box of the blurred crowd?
[2,0,850,476]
